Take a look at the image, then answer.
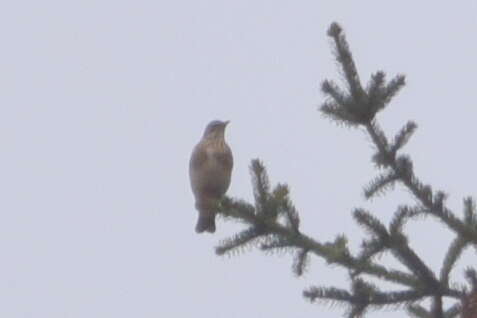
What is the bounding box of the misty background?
[1,1,476,317]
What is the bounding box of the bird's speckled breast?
[189,140,232,197]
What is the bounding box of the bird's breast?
[189,137,233,198]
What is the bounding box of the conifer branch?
[293,248,309,276]
[368,121,389,150]
[321,100,362,127]
[212,22,473,317]
[366,71,386,106]
[463,197,476,224]
[260,236,294,252]
[465,268,477,290]
[389,205,427,235]
[354,209,442,293]
[365,122,477,244]
[215,227,265,256]
[273,184,300,232]
[305,279,427,314]
[251,159,272,217]
[408,304,432,318]
[432,295,445,318]
[353,209,389,239]
[462,270,477,318]
[409,302,461,318]
[389,239,440,291]
[217,161,462,302]
[218,164,424,288]
[382,74,406,106]
[357,238,386,263]
[327,23,364,102]
[390,121,418,154]
[364,171,399,199]
[322,79,351,108]
[440,237,468,286]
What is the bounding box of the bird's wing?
[215,144,233,172]
[190,142,208,172]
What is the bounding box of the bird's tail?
[195,214,216,233]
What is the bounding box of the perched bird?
[189,120,233,233]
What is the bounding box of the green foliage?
[321,22,405,126]
[211,22,476,317]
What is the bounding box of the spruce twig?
[211,22,472,317]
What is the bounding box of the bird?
[189,120,233,233]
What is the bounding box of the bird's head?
[202,120,230,139]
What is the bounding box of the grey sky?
[1,1,476,317]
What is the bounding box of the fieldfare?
[189,120,233,233]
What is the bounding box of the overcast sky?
[1,1,477,317]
